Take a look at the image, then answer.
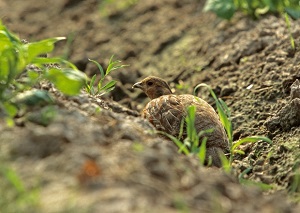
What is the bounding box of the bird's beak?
[132,82,143,89]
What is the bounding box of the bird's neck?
[148,87,172,99]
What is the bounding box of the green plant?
[194,83,272,170]
[238,166,273,190]
[0,165,39,212]
[204,0,300,20]
[285,12,296,49]
[289,161,300,193]
[85,55,128,96]
[175,81,190,94]
[0,22,87,126]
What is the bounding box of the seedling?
[85,55,128,96]
[238,166,273,190]
[285,12,296,50]
[0,22,87,126]
[0,166,39,212]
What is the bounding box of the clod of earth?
[265,98,300,132]
[290,79,300,100]
[132,76,229,167]
[265,79,300,132]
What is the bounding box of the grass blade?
[99,80,117,92]
[88,58,105,79]
[198,137,207,166]
[220,152,231,173]
[232,136,272,151]
[158,131,190,155]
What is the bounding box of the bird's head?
[132,76,172,99]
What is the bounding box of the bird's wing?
[142,95,186,137]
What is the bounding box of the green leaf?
[220,152,231,173]
[32,57,78,70]
[194,83,214,99]
[3,102,18,117]
[27,70,40,82]
[90,74,97,87]
[198,137,207,166]
[99,80,117,93]
[185,105,197,146]
[108,54,114,64]
[232,136,272,151]
[87,56,127,96]
[218,98,231,117]
[0,26,21,44]
[238,166,252,181]
[288,171,300,193]
[233,149,245,155]
[204,0,236,20]
[0,45,23,83]
[106,55,128,75]
[5,117,15,127]
[178,118,185,139]
[239,178,273,190]
[285,7,300,19]
[157,131,190,155]
[0,54,10,83]
[111,64,128,72]
[284,12,296,49]
[88,74,97,95]
[2,167,26,193]
[27,105,57,126]
[46,68,86,95]
[255,6,270,17]
[107,61,120,74]
[194,128,214,153]
[88,58,105,79]
[26,37,65,63]
[216,101,232,140]
[197,128,214,138]
[194,83,233,142]
[12,90,54,106]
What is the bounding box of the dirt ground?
[1,0,300,212]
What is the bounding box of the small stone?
[253,165,263,172]
[221,86,236,97]
[255,158,265,166]
[260,175,273,184]
[265,98,300,131]
[80,103,101,115]
[290,79,300,100]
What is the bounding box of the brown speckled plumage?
[133,76,229,167]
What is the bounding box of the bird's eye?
[147,81,153,86]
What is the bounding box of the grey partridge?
[133,76,229,167]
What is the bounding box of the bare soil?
[1,0,300,212]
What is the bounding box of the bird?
[132,76,229,167]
